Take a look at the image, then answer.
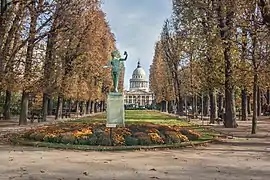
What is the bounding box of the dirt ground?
[0,117,270,180]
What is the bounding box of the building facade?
[124,61,154,107]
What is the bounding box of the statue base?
[106,92,125,127]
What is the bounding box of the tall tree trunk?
[218,93,223,113]
[217,0,237,128]
[47,98,53,115]
[194,94,198,117]
[0,0,6,79]
[209,89,217,123]
[42,15,58,121]
[19,1,37,125]
[94,101,98,113]
[267,89,270,104]
[86,100,90,114]
[203,95,209,116]
[99,101,102,112]
[161,100,166,112]
[102,101,106,111]
[176,98,184,115]
[90,101,94,113]
[67,99,71,116]
[224,85,237,128]
[19,91,29,125]
[241,88,248,121]
[252,74,258,134]
[82,101,86,115]
[3,90,11,120]
[55,95,63,120]
[247,94,251,115]
[257,88,261,116]
[42,93,49,121]
[168,100,173,113]
[75,101,79,116]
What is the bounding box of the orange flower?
[73,128,93,138]
[148,133,164,144]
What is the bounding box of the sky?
[101,0,172,90]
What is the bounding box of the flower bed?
[19,122,201,146]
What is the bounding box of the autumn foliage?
[150,0,270,132]
[0,0,121,124]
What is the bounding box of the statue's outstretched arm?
[103,61,112,68]
[120,51,128,61]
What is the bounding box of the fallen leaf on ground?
[149,176,160,179]
[20,167,27,171]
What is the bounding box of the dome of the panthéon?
[129,61,148,91]
[131,61,147,81]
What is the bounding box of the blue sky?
[101,0,172,90]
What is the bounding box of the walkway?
[0,116,269,179]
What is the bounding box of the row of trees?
[150,0,270,133]
[0,0,119,125]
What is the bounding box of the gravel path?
[0,116,269,180]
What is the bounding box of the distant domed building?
[124,61,154,107]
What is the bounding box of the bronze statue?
[103,50,128,92]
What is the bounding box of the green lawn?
[10,110,219,150]
[70,110,189,125]
[69,110,217,141]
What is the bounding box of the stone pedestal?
[106,92,125,127]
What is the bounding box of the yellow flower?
[148,133,164,144]
[73,128,93,138]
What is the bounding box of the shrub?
[125,136,139,146]
[148,133,164,144]
[61,134,76,144]
[19,121,204,147]
[34,133,46,141]
[88,134,98,145]
[28,132,38,140]
[43,133,58,143]
[179,129,200,141]
[164,131,188,143]
[133,131,147,137]
[114,127,132,137]
[137,135,152,145]
[146,128,160,134]
[77,136,90,145]
[112,134,125,146]
[97,133,111,146]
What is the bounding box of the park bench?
[216,111,225,125]
[262,104,270,116]
[215,117,224,125]
[28,109,42,123]
[62,109,71,118]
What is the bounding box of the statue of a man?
[104,50,128,92]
